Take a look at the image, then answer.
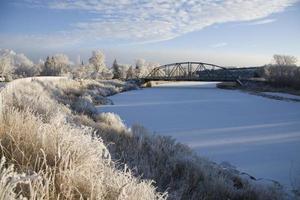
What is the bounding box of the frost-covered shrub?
[0,108,165,199]
[290,163,300,199]
[71,95,98,116]
[2,79,69,122]
[93,94,113,105]
[100,79,138,91]
[95,123,285,200]
[0,78,166,199]
[52,79,135,117]
[49,79,134,117]
[96,112,128,132]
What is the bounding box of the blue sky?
[0,0,300,66]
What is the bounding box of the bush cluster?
[263,65,300,90]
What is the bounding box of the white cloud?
[248,18,277,25]
[3,0,299,47]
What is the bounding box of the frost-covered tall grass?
[0,157,23,200]
[0,78,165,199]
[95,118,284,200]
[0,77,285,199]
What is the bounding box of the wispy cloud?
[248,18,277,25]
[3,0,298,48]
[211,42,228,48]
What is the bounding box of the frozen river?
[99,82,300,189]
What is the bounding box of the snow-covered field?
[99,81,300,189]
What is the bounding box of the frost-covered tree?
[119,64,129,80]
[41,56,54,76]
[87,50,112,79]
[14,53,33,67]
[0,56,13,81]
[134,58,159,78]
[41,54,71,76]
[13,53,38,77]
[53,54,71,67]
[0,50,13,80]
[263,54,300,89]
[73,64,95,79]
[135,58,145,69]
[89,50,107,72]
[273,54,297,66]
[126,66,135,80]
[112,59,128,80]
[134,59,145,78]
[0,49,39,79]
[143,61,159,77]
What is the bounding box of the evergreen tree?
[112,59,121,79]
[41,56,52,76]
[126,66,135,80]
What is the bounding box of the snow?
[0,82,5,90]
[263,92,300,101]
[153,81,219,88]
[99,81,300,189]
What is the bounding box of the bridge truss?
[144,62,239,82]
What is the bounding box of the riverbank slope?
[0,78,286,199]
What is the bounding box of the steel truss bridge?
[143,62,259,82]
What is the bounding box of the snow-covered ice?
[262,92,300,101]
[99,81,300,189]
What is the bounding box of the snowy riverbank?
[100,81,300,191]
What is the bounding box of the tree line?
[0,49,159,81]
[261,54,300,90]
[1,49,299,90]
